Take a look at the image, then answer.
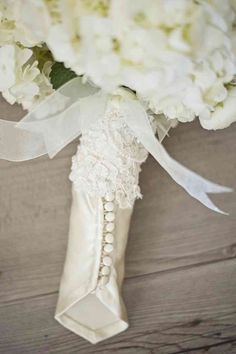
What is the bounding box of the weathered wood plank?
[0,260,236,354]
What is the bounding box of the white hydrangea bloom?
[13,0,51,47]
[0,44,15,90]
[0,44,53,109]
[1,0,236,129]
[0,1,15,45]
[46,0,110,73]
[0,0,49,47]
[199,86,236,129]
[108,0,236,126]
[0,0,53,110]
[41,0,234,129]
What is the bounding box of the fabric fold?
[55,187,133,344]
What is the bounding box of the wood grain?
[0,261,236,354]
[0,97,235,353]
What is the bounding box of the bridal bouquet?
[1,0,235,344]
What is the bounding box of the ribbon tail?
[121,100,232,214]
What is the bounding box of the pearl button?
[104,244,113,253]
[105,212,115,222]
[106,223,114,232]
[101,266,110,275]
[103,256,112,266]
[105,233,114,243]
[105,193,114,202]
[99,276,109,285]
[104,202,114,212]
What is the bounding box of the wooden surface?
[0,97,236,354]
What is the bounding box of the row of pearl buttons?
[98,193,115,286]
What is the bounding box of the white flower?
[0,45,15,90]
[114,0,196,28]
[46,0,110,74]
[120,27,168,66]
[18,61,53,110]
[13,0,51,47]
[78,16,121,90]
[1,0,236,129]
[1,45,40,107]
[0,1,15,45]
[0,0,50,47]
[62,0,235,127]
[199,87,236,129]
[0,44,53,109]
[47,24,80,71]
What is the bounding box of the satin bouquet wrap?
[0,0,236,345]
[0,78,232,343]
[55,88,149,343]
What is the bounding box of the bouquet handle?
[55,187,133,344]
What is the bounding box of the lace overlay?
[69,96,152,208]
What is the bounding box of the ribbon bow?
[0,77,232,213]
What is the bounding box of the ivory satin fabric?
[55,187,133,344]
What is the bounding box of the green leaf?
[50,62,77,89]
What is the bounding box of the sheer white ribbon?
[0,77,232,213]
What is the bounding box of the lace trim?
[69,96,152,208]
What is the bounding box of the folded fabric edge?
[55,312,128,344]
[54,284,129,344]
